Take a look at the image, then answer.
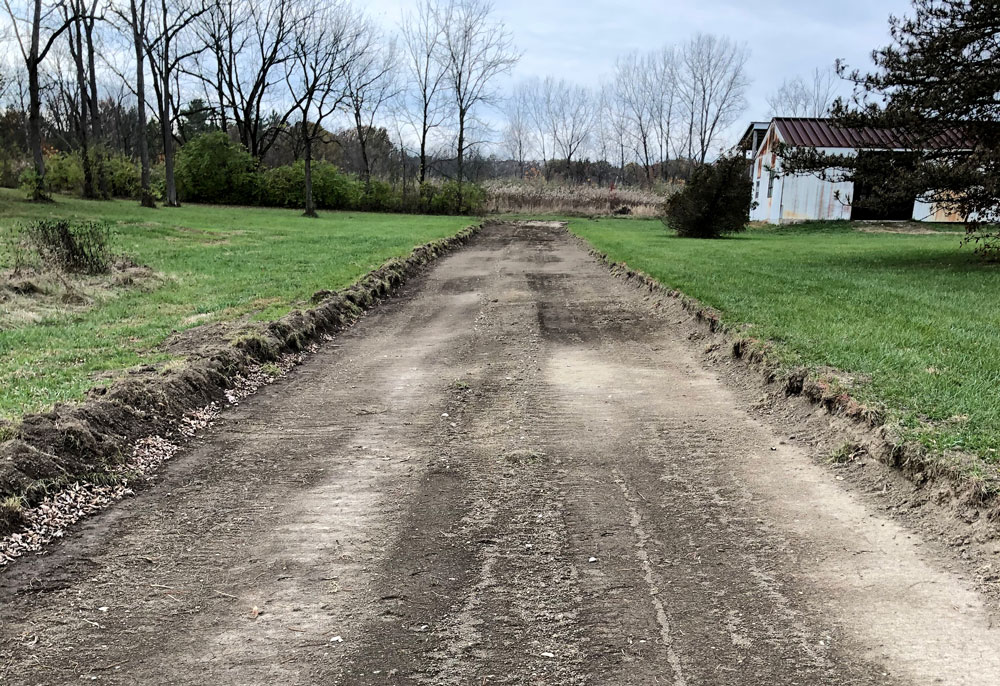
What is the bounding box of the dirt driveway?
[2,223,998,685]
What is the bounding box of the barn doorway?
[850,151,918,221]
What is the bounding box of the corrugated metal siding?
[913,197,965,223]
[777,173,853,223]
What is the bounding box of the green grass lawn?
[568,217,999,461]
[0,189,472,418]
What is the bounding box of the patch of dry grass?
[484,181,674,217]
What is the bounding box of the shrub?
[17,169,41,198]
[22,219,113,274]
[20,152,86,196]
[149,163,167,203]
[663,155,755,238]
[258,164,303,208]
[44,152,86,194]
[359,179,398,212]
[428,181,485,215]
[15,151,141,200]
[100,151,141,199]
[312,163,363,209]
[0,148,27,189]
[175,132,256,204]
[258,161,363,210]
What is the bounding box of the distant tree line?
[501,34,751,187]
[0,0,760,213]
[0,0,520,213]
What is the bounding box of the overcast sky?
[364,0,915,145]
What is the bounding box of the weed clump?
[21,219,114,274]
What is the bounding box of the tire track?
[612,470,686,686]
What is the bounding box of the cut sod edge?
[0,222,485,538]
[581,240,1000,517]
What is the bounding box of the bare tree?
[501,81,532,176]
[144,0,207,206]
[766,67,837,118]
[109,0,155,205]
[196,0,307,161]
[650,45,677,180]
[679,33,750,164]
[435,0,517,205]
[548,78,593,165]
[343,24,398,187]
[597,83,628,175]
[400,0,449,185]
[615,52,656,182]
[63,0,102,197]
[521,76,551,170]
[285,2,360,217]
[2,0,81,200]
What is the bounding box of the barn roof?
[739,121,770,147]
[773,117,971,150]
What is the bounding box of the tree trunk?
[353,110,372,189]
[85,15,108,198]
[641,135,652,184]
[420,102,429,186]
[71,19,95,199]
[359,135,371,187]
[132,1,155,207]
[456,110,465,211]
[161,51,178,205]
[215,66,227,132]
[27,0,49,202]
[303,124,316,218]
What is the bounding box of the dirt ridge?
[580,233,1000,518]
[0,222,483,535]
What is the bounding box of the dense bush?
[253,163,483,215]
[20,152,86,196]
[359,179,398,212]
[425,181,486,215]
[175,131,256,204]
[663,155,755,238]
[15,151,140,199]
[100,151,141,198]
[22,219,113,274]
[259,161,362,210]
[0,148,27,188]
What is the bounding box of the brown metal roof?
[773,117,970,150]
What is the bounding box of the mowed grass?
[568,217,1000,460]
[0,188,473,417]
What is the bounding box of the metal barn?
[745,118,966,224]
